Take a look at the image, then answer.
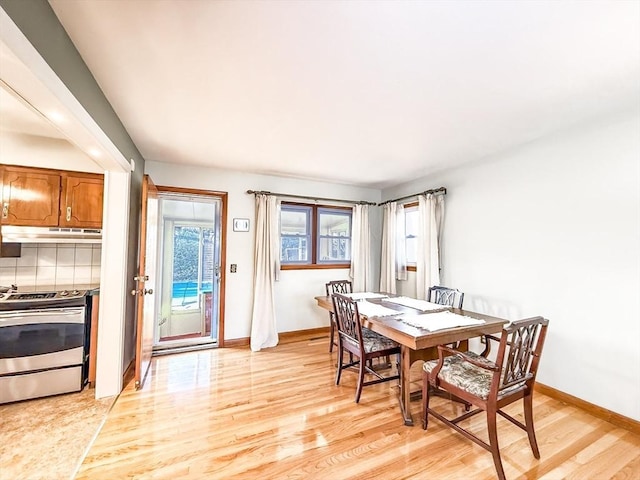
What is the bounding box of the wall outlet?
[230,264,237,273]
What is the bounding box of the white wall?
[384,111,640,421]
[144,161,381,340]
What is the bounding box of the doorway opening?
[153,188,226,353]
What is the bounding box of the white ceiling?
[48,0,639,189]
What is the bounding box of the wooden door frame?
[155,185,228,347]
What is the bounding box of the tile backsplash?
[0,244,101,288]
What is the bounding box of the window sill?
[281,264,350,271]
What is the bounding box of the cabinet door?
[60,173,104,228]
[1,167,61,226]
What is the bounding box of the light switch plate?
[233,218,250,232]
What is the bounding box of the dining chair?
[421,316,549,480]
[427,285,464,309]
[428,285,465,352]
[325,280,353,353]
[331,293,401,403]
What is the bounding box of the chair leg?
[329,320,335,353]
[421,370,430,429]
[487,407,506,480]
[335,346,344,385]
[524,393,541,458]
[355,355,365,403]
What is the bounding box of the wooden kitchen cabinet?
[60,172,104,228]
[1,166,61,226]
[1,166,103,228]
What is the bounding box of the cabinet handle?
[66,207,72,221]
[2,203,7,219]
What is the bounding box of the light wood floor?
[76,333,640,479]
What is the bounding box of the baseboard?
[224,337,249,347]
[223,327,331,349]
[535,382,640,435]
[122,359,135,388]
[279,327,330,344]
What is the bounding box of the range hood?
[0,226,102,244]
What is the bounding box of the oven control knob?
[60,290,69,296]
[71,290,80,296]
[0,293,5,300]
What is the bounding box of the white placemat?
[356,301,400,318]
[398,311,485,331]
[342,292,388,301]
[383,296,451,311]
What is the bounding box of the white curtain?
[379,202,407,293]
[416,194,445,300]
[349,204,371,292]
[250,194,280,351]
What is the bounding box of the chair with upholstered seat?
[332,293,401,403]
[421,316,549,480]
[427,285,464,309]
[325,280,353,353]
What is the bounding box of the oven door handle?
[0,308,85,326]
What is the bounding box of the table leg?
[398,346,414,426]
[398,346,439,426]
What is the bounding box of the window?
[405,203,418,270]
[280,203,352,268]
[280,205,311,264]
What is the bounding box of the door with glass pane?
[154,192,224,350]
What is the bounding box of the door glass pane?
[172,226,200,308]
[155,194,222,349]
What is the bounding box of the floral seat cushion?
[342,328,398,353]
[423,351,525,400]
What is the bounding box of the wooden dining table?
[314,294,509,426]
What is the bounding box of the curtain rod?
[247,190,377,206]
[378,187,447,206]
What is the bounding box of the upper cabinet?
[1,166,104,228]
[1,166,61,226]
[60,172,104,228]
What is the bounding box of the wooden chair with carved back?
[422,316,549,480]
[428,286,465,351]
[325,280,352,353]
[331,293,401,403]
[427,285,464,309]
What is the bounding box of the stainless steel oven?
[0,289,89,404]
